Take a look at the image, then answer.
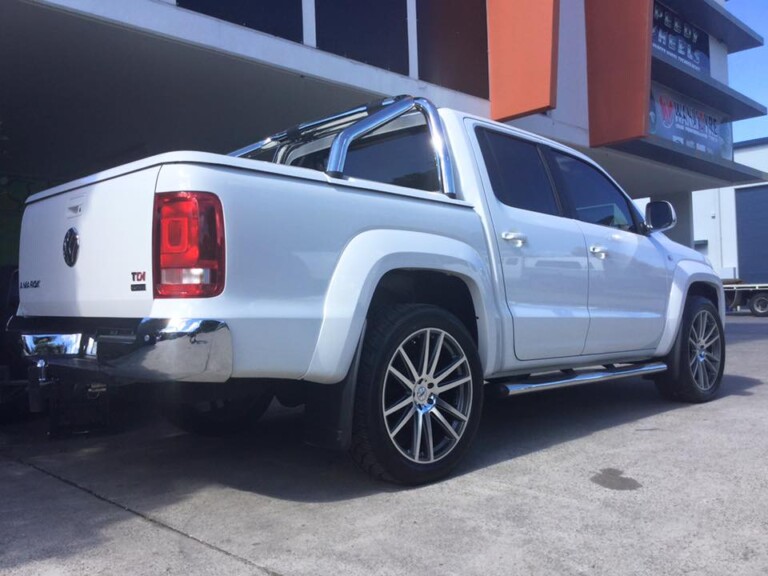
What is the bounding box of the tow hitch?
[28,359,52,413]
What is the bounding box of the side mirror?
[645,201,677,233]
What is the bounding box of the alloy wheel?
[381,327,473,464]
[687,309,723,392]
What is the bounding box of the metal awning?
[612,135,767,187]
[652,52,766,121]
[574,136,766,201]
[660,0,763,53]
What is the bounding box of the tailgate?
[18,166,160,318]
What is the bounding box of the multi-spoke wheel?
[382,325,474,464]
[351,304,483,484]
[656,296,725,403]
[687,308,723,392]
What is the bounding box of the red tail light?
[153,191,225,298]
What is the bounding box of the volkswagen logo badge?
[63,227,80,267]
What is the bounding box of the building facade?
[0,0,765,265]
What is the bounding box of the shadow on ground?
[1,372,761,498]
[0,318,764,571]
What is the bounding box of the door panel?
[497,208,590,360]
[579,224,668,353]
[544,149,669,354]
[473,127,589,361]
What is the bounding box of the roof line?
[734,137,768,150]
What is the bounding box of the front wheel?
[655,296,725,403]
[748,292,768,317]
[351,305,483,485]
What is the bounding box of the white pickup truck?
[12,96,725,484]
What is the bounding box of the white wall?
[688,4,739,275]
[735,143,768,172]
[709,37,729,84]
[692,187,739,278]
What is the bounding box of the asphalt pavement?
[1,314,767,575]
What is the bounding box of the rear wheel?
[351,305,483,485]
[655,296,725,403]
[748,292,768,317]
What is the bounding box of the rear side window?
[476,128,560,216]
[545,150,638,232]
[289,122,440,192]
[345,124,439,191]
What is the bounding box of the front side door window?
[544,151,639,232]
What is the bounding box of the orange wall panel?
[585,0,653,147]
[488,0,560,122]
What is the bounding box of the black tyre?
[351,304,483,485]
[655,296,725,403]
[748,292,768,317]
[164,392,273,436]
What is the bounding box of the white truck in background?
[11,96,726,484]
[723,282,768,317]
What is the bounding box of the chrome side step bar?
[492,362,668,398]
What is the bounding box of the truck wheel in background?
[351,304,483,485]
[748,292,768,317]
[163,391,273,436]
[655,296,725,403]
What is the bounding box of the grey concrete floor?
[1,314,767,576]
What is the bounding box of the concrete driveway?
[1,314,767,575]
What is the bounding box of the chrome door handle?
[589,245,607,259]
[501,232,527,247]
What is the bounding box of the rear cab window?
[475,127,561,216]
[285,113,440,192]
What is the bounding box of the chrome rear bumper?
[11,317,232,383]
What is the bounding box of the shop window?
[316,0,408,75]
[417,0,489,98]
[177,0,303,43]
